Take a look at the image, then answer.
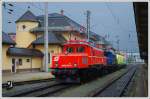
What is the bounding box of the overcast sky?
[2,2,139,52]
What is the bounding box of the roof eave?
[2,42,16,45]
[7,53,43,57]
[15,20,39,23]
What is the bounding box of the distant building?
[126,52,144,63]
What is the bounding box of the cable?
[105,3,136,33]
[105,2,124,34]
[105,3,120,25]
[4,2,45,24]
[105,3,139,51]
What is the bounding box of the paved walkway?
[2,72,54,84]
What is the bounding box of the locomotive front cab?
[51,40,108,83]
[52,43,88,69]
[51,41,89,82]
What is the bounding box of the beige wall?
[2,44,62,72]
[8,56,42,71]
[15,57,31,70]
[35,45,62,54]
[32,57,43,69]
[16,21,38,48]
[35,44,62,67]
[2,45,12,71]
[2,45,43,72]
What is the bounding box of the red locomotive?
[51,40,107,82]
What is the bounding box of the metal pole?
[44,2,49,72]
[86,10,90,42]
[117,39,119,51]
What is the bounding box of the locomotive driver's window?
[77,47,85,53]
[66,47,73,53]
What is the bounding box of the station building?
[2,32,44,73]
[2,10,106,73]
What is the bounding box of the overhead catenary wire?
[3,3,15,24]
[4,2,25,17]
[105,3,138,51]
[105,3,136,33]
[3,2,45,31]
[105,2,125,35]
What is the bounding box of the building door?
[12,58,16,73]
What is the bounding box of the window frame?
[66,47,74,53]
[18,58,22,65]
[22,25,26,30]
[26,59,30,62]
[77,46,85,53]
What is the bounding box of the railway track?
[24,84,73,97]
[2,78,55,88]
[89,66,137,97]
[3,66,136,97]
[3,79,76,97]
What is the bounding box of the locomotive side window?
[66,47,73,53]
[77,47,85,53]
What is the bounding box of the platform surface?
[2,72,54,84]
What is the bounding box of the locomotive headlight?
[74,63,77,67]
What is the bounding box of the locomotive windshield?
[66,47,73,53]
[77,47,85,53]
[65,46,85,53]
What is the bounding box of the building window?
[18,59,22,65]
[22,25,26,30]
[26,59,30,62]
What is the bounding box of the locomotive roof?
[64,40,104,51]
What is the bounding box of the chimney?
[60,9,64,15]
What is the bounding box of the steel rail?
[91,66,137,97]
